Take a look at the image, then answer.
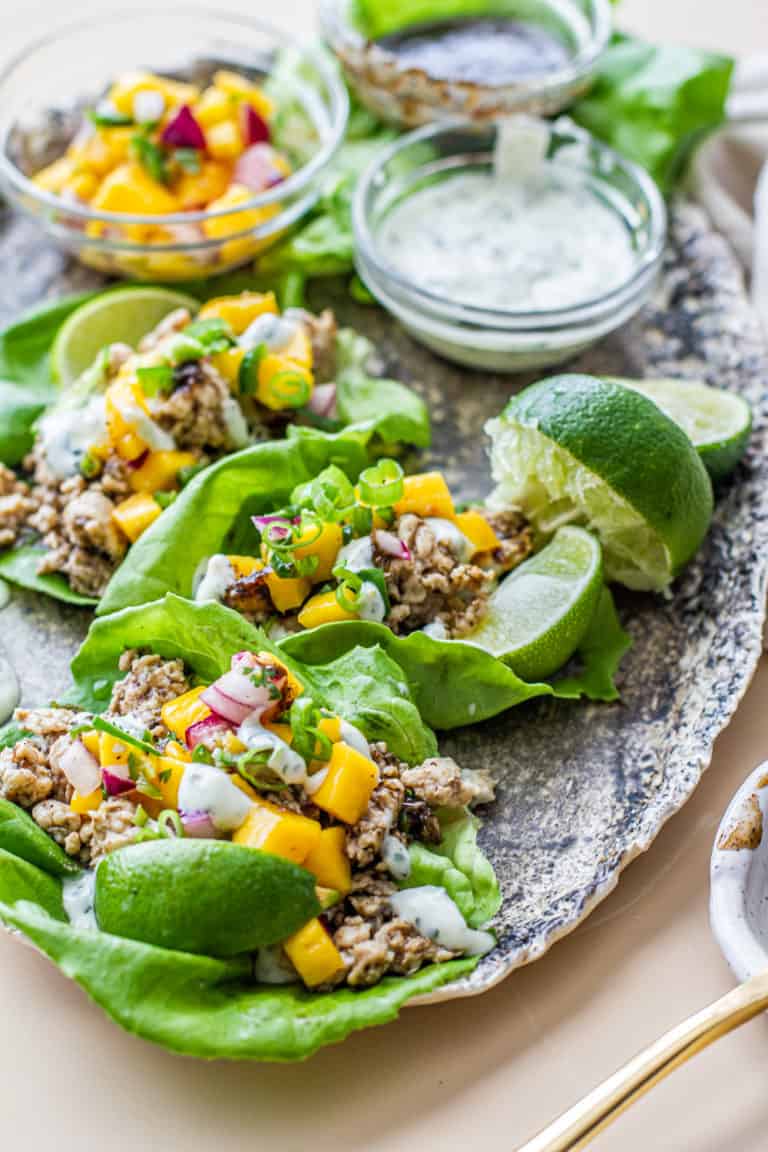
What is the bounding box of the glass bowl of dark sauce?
[320,0,611,126]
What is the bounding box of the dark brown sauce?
[376,17,571,86]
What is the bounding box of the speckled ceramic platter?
[2,199,768,1006]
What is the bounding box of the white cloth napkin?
[692,55,768,331]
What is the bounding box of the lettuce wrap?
[0,291,428,605]
[0,594,496,1060]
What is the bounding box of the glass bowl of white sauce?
[353,118,667,371]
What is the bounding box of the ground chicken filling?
[0,647,495,989]
[0,295,339,598]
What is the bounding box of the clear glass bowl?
[353,119,667,372]
[0,10,348,281]
[320,0,611,127]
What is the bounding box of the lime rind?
[487,417,671,591]
[466,525,603,679]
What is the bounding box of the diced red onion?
[161,105,206,151]
[240,103,270,146]
[307,382,337,419]
[374,529,411,561]
[180,809,218,839]
[251,513,300,530]
[102,768,135,797]
[185,713,233,751]
[234,144,284,192]
[60,740,101,796]
[201,669,273,725]
[126,449,149,471]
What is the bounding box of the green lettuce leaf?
[403,811,500,928]
[0,546,97,606]
[0,852,67,920]
[0,800,81,877]
[554,587,632,702]
[334,329,430,448]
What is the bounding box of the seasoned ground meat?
[85,796,139,865]
[0,738,60,808]
[378,513,492,637]
[346,773,405,868]
[31,798,84,858]
[13,707,83,740]
[138,307,192,353]
[286,308,338,383]
[110,651,190,738]
[222,569,274,623]
[331,913,456,987]
[477,507,534,575]
[401,757,496,808]
[153,359,236,450]
[0,464,37,550]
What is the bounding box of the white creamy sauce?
[357,581,387,623]
[221,394,250,448]
[62,870,97,931]
[494,116,550,181]
[177,762,252,832]
[421,619,448,641]
[254,945,299,984]
[381,835,411,880]
[38,395,108,479]
[240,313,300,353]
[195,554,235,603]
[115,400,176,453]
[377,172,636,312]
[389,886,494,955]
[334,535,374,573]
[339,720,372,761]
[425,517,472,561]
[0,656,19,726]
[237,716,307,785]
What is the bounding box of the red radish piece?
[200,669,273,725]
[126,450,149,471]
[161,105,206,151]
[374,529,411,561]
[180,810,218,839]
[60,740,101,796]
[240,103,270,146]
[307,382,337,419]
[251,514,300,530]
[234,145,284,192]
[185,714,234,751]
[102,768,135,797]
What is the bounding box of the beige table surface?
[2,2,767,1149]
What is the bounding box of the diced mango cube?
[298,590,356,630]
[256,353,314,411]
[81,731,100,759]
[202,184,265,239]
[257,652,305,703]
[62,170,99,202]
[33,157,75,194]
[453,511,501,555]
[280,326,313,369]
[214,70,274,119]
[105,377,150,446]
[194,85,236,127]
[153,755,187,809]
[128,450,198,494]
[76,127,135,175]
[283,918,345,988]
[311,741,379,824]
[228,554,263,580]
[292,521,343,584]
[111,492,162,542]
[265,572,312,613]
[232,799,321,865]
[91,163,180,216]
[198,291,278,335]
[109,72,199,116]
[98,731,132,769]
[394,473,455,519]
[160,685,211,743]
[205,120,243,161]
[303,826,352,894]
[318,715,342,743]
[175,160,233,210]
[70,787,103,815]
[210,344,245,388]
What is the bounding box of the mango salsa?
[284,918,345,988]
[311,741,379,824]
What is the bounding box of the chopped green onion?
[349,504,373,538]
[192,745,215,764]
[333,566,364,614]
[238,344,266,395]
[166,333,205,365]
[137,363,174,396]
[174,147,202,173]
[263,368,311,410]
[153,490,177,510]
[136,775,163,799]
[185,317,236,353]
[358,459,404,507]
[294,554,319,578]
[158,809,184,838]
[134,804,149,828]
[88,108,134,128]
[289,697,333,764]
[92,716,157,757]
[293,465,356,522]
[178,461,207,487]
[79,452,102,479]
[131,132,169,184]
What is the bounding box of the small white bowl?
[710,760,768,982]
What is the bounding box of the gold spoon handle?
[515,968,768,1152]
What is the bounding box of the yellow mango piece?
[98,731,132,769]
[210,344,245,389]
[105,377,150,451]
[311,741,379,824]
[394,473,455,520]
[115,432,148,463]
[202,184,263,239]
[227,555,262,580]
[62,170,99,202]
[77,127,135,175]
[205,120,243,161]
[70,788,103,815]
[81,731,100,759]
[33,157,75,193]
[265,571,312,613]
[258,652,305,702]
[453,511,501,555]
[232,799,321,865]
[163,740,193,762]
[175,160,232,210]
[111,492,162,543]
[303,826,352,895]
[214,70,274,119]
[109,72,199,116]
[293,521,343,584]
[160,685,211,743]
[298,589,356,630]
[262,721,293,745]
[283,918,345,988]
[318,715,342,743]
[152,755,187,809]
[223,731,247,755]
[128,450,198,494]
[256,353,314,412]
[91,163,180,216]
[280,326,313,369]
[198,291,278,335]
[194,85,237,127]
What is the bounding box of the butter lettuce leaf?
[0,800,81,877]
[403,811,500,928]
[334,329,430,448]
[0,546,98,606]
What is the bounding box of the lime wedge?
[467,525,603,680]
[488,374,714,592]
[51,287,198,386]
[609,377,752,482]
